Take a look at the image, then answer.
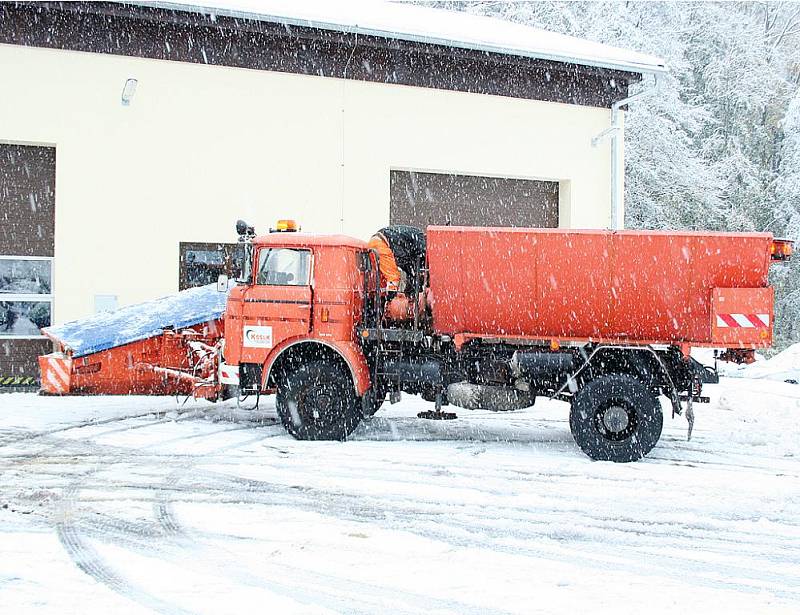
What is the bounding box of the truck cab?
[224,227,373,439]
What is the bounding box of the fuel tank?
[426,226,774,346]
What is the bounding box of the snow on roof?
[131,0,667,75]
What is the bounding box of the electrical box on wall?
[94,295,118,313]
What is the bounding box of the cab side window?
[256,248,311,286]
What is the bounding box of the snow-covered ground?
[1,380,799,614]
[693,342,800,384]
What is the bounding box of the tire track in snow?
[9,400,798,612]
[46,424,448,613]
[147,455,497,613]
[62,476,800,589]
[153,470,184,536]
[48,420,289,615]
[56,418,390,614]
[32,448,800,588]
[57,484,194,615]
[196,468,800,602]
[0,408,184,448]
[0,414,201,462]
[0,413,280,464]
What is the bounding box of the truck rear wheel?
[276,361,361,441]
[569,374,663,462]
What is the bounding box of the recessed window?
[0,256,53,338]
[179,242,240,290]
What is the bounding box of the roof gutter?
[592,73,660,230]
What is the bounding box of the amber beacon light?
[273,219,299,232]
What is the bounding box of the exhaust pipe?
[382,360,443,386]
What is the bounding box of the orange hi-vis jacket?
[367,233,401,292]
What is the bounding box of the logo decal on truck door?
[243,325,273,348]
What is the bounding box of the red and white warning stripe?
[715,313,770,328]
[42,356,72,393]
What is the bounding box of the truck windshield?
[256,248,311,286]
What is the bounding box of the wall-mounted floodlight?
[121,78,138,106]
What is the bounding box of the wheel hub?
[602,405,630,433]
[298,385,340,423]
[315,393,332,411]
[310,390,333,418]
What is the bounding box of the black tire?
[275,361,361,440]
[569,374,663,462]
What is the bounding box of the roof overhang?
[127,0,667,76]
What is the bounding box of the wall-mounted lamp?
[121,78,138,106]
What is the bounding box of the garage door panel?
[1,144,56,387]
[390,170,558,228]
[0,145,55,257]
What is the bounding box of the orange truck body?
[427,227,774,350]
[221,225,777,398]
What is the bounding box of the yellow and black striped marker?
[0,376,37,387]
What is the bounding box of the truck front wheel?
[276,361,362,441]
[569,374,663,462]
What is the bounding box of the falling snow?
[1,1,800,613]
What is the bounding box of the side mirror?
[216,274,229,292]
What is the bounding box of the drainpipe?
[592,73,659,230]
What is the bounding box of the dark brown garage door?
[390,170,559,228]
[1,144,55,388]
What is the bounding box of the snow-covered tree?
[774,90,800,343]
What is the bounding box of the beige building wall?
[0,44,615,324]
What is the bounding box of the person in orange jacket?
[367,232,404,292]
[368,225,429,321]
[367,225,427,292]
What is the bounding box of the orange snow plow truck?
[220,222,790,462]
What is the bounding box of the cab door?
[239,247,312,364]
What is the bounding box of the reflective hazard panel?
[38,354,73,394]
[218,362,240,385]
[711,288,773,346]
[715,313,769,328]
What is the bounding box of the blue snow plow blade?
[42,284,229,358]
